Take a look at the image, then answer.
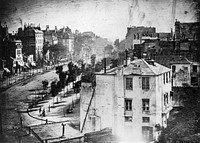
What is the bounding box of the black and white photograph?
[0,0,200,143]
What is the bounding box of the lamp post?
[61,123,66,137]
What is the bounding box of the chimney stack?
[104,58,106,73]
[46,25,49,31]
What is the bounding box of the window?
[125,116,133,122]
[172,65,176,73]
[134,34,136,39]
[193,65,197,73]
[191,77,198,86]
[126,78,133,90]
[142,77,149,90]
[164,93,168,105]
[125,99,132,111]
[16,49,21,55]
[142,117,150,123]
[142,99,150,112]
[163,74,165,84]
[166,73,168,83]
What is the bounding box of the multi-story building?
[80,59,172,142]
[18,24,44,64]
[43,25,58,45]
[125,26,156,49]
[174,20,199,41]
[155,55,200,87]
[174,20,200,62]
[57,26,74,59]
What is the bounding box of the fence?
[0,65,56,92]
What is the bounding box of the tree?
[158,87,200,143]
[49,43,68,61]
[91,54,96,69]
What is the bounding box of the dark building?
[175,20,200,41]
[18,24,44,64]
[125,26,156,49]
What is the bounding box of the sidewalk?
[21,84,83,142]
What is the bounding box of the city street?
[0,65,82,143]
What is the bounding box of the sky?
[0,0,197,41]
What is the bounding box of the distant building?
[175,20,200,41]
[155,55,200,87]
[125,26,156,49]
[173,20,200,61]
[57,26,74,58]
[0,23,24,74]
[43,25,58,45]
[80,59,172,142]
[18,24,44,65]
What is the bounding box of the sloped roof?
[123,59,170,75]
[155,55,191,68]
[97,59,170,76]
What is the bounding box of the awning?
[4,68,10,73]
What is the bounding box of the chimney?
[55,26,57,32]
[46,25,49,31]
[104,58,106,73]
[124,49,128,66]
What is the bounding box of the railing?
[0,65,55,92]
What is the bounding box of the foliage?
[91,54,96,68]
[66,61,80,84]
[81,71,96,87]
[49,43,68,60]
[95,61,103,72]
[158,87,200,143]
[104,44,114,57]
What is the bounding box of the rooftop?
[97,59,170,76]
[155,55,191,68]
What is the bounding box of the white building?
[171,57,200,87]
[80,59,172,143]
[34,29,44,62]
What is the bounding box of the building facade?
[18,24,44,64]
[125,26,156,49]
[80,59,172,142]
[43,25,58,45]
[155,55,200,87]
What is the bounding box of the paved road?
[0,63,83,143]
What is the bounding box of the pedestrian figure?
[42,108,46,117]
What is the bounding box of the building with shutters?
[80,59,172,143]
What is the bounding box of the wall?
[125,26,156,50]
[172,63,191,87]
[35,31,44,62]
[80,68,172,142]
[80,75,117,134]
